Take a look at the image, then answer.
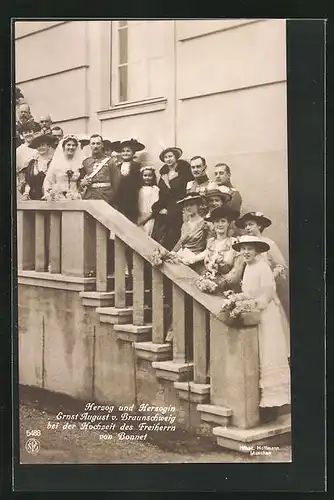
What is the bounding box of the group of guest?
[16,122,290,422]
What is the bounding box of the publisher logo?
[25,438,40,455]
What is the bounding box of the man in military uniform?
[186,156,210,195]
[213,162,242,212]
[79,134,121,206]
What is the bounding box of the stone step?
[80,290,152,308]
[152,360,193,382]
[96,306,133,325]
[114,324,152,343]
[197,403,232,427]
[134,341,172,362]
[212,413,291,454]
[96,303,170,325]
[174,382,211,404]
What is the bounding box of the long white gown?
[137,185,159,236]
[242,256,290,408]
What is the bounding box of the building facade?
[15,19,289,259]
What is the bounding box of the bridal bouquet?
[219,291,261,326]
[150,247,181,268]
[43,188,81,202]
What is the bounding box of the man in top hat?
[78,134,121,206]
[213,163,242,212]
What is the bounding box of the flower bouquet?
[194,272,218,294]
[150,247,181,268]
[219,291,261,327]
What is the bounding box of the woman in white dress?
[235,211,290,357]
[43,134,83,200]
[137,166,160,237]
[232,235,291,422]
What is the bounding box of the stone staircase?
[78,286,291,453]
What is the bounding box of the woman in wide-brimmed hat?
[235,211,287,279]
[112,138,145,223]
[170,193,211,269]
[43,134,84,200]
[198,205,244,293]
[151,146,192,250]
[236,211,290,355]
[204,186,232,213]
[232,235,291,421]
[21,132,58,200]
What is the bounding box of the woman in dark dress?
[151,147,192,250]
[21,133,57,200]
[113,139,144,223]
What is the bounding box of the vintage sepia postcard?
[11,17,326,491]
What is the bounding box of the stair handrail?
[17,200,225,319]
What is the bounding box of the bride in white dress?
[233,235,290,418]
[43,134,83,200]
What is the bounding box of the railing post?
[210,314,260,429]
[152,268,164,343]
[17,210,35,270]
[132,253,145,326]
[49,212,61,274]
[96,221,108,292]
[114,236,127,308]
[172,284,186,362]
[193,301,207,383]
[35,212,46,272]
[61,211,85,277]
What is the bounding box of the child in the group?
[232,235,291,423]
[137,166,160,237]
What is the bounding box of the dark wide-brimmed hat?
[232,235,270,253]
[114,139,145,153]
[176,193,202,208]
[204,186,232,203]
[235,211,272,230]
[206,205,240,223]
[159,147,183,163]
[103,139,121,152]
[28,132,58,149]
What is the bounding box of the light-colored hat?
[204,186,232,203]
[232,235,270,253]
[235,211,272,230]
[176,193,202,207]
[159,147,183,163]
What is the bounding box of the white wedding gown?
[242,256,290,407]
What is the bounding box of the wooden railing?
[17,200,260,429]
